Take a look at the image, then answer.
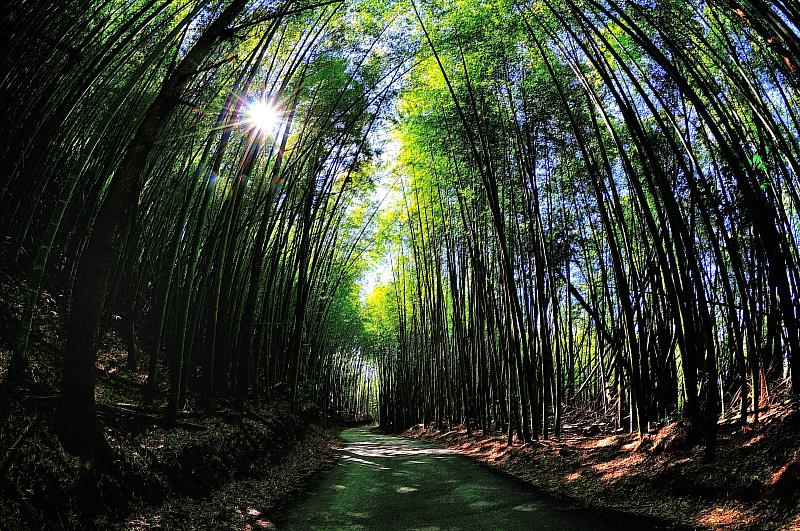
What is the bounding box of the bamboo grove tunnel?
[2,0,800,521]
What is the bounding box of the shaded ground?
[0,385,340,529]
[0,275,343,529]
[278,426,672,530]
[120,426,340,530]
[405,407,800,530]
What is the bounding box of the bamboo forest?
[2,0,800,528]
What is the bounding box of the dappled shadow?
[334,433,455,474]
[338,453,391,470]
[406,411,800,530]
[340,440,454,459]
[278,427,667,530]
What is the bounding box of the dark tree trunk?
[56,0,248,458]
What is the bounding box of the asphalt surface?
[277,426,671,530]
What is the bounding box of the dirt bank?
[404,406,800,530]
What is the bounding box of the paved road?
[277,426,670,530]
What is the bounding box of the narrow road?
[277,426,669,530]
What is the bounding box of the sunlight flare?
[246,99,279,133]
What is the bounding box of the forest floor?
[118,425,340,530]
[404,406,800,530]
[0,386,341,530]
[0,275,343,529]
